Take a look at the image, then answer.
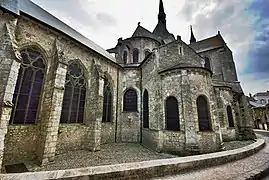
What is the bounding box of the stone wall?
[101,123,115,144]
[3,125,37,165]
[141,129,160,151]
[162,131,185,154]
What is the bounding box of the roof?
[132,24,160,42]
[189,33,226,53]
[249,101,266,108]
[1,0,116,62]
[254,91,269,97]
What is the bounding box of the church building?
[0,0,255,168]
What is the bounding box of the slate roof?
[1,0,116,62]
[254,91,269,97]
[189,34,226,53]
[132,25,160,42]
[249,101,266,108]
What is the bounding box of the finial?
[190,25,196,43]
[218,31,220,35]
[138,22,141,26]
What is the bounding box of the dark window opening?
[143,89,149,128]
[144,50,150,59]
[133,49,139,63]
[204,57,211,70]
[60,61,86,123]
[102,77,113,122]
[227,105,234,127]
[165,96,180,131]
[10,49,46,124]
[197,96,211,131]
[123,89,137,112]
[123,51,127,64]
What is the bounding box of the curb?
[0,139,265,180]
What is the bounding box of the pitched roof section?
[132,24,160,42]
[189,33,226,53]
[1,0,116,62]
[254,91,269,97]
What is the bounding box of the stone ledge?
[0,139,265,180]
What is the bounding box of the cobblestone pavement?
[154,131,269,180]
[27,139,254,172]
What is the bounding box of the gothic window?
[133,49,139,63]
[123,89,137,112]
[143,89,149,128]
[227,105,234,127]
[123,51,127,64]
[204,57,211,70]
[60,61,86,123]
[10,49,46,124]
[165,96,180,131]
[102,77,113,122]
[197,96,212,131]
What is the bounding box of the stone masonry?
[0,0,255,170]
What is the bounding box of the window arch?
[123,89,137,112]
[60,61,86,123]
[133,49,139,63]
[10,49,46,124]
[204,57,211,70]
[123,51,127,64]
[165,96,180,131]
[102,77,113,122]
[143,89,149,128]
[197,96,211,131]
[226,105,234,127]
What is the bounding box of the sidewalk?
[154,130,269,180]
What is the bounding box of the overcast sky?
[32,0,269,96]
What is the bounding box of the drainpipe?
[115,68,119,143]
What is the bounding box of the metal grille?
[133,49,139,63]
[10,49,46,124]
[143,90,149,128]
[165,96,180,131]
[123,89,137,112]
[60,61,86,123]
[226,105,235,127]
[102,77,113,122]
[197,96,211,131]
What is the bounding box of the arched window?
[102,77,113,122]
[133,49,139,63]
[197,96,211,131]
[60,61,86,123]
[165,96,180,131]
[123,51,127,64]
[144,50,150,59]
[143,89,149,128]
[204,57,211,70]
[227,105,234,127]
[10,49,46,124]
[123,89,137,112]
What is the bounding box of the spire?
[158,0,166,25]
[190,25,196,43]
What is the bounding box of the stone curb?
[0,139,265,180]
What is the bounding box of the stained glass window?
[227,105,234,127]
[60,61,86,123]
[165,96,180,131]
[102,77,113,122]
[123,89,137,112]
[10,49,46,124]
[143,89,149,128]
[197,96,212,131]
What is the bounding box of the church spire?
[158,0,166,25]
[190,25,196,43]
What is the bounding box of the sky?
[32,0,269,96]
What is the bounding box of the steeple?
[158,0,166,25]
[190,25,196,43]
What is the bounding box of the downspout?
[115,68,119,143]
[140,67,143,144]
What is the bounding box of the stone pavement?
[27,140,253,172]
[154,130,269,180]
